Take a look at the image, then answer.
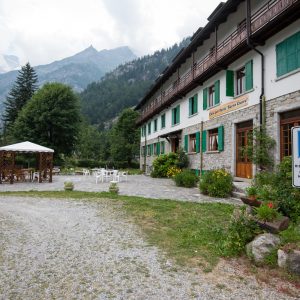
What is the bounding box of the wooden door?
[236,120,253,179]
[280,109,300,159]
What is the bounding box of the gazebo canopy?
[0,141,54,153]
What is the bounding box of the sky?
[0,0,222,67]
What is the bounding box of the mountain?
[80,38,190,128]
[0,46,137,113]
[0,55,20,73]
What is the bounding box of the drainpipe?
[144,125,147,174]
[200,121,203,177]
[246,0,264,128]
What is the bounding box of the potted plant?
[64,181,74,191]
[109,182,119,194]
[241,185,261,207]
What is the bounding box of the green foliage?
[151,152,178,178]
[64,181,74,191]
[279,224,300,248]
[174,169,198,188]
[3,63,38,130]
[222,206,260,256]
[199,169,233,198]
[109,182,119,194]
[80,39,190,127]
[253,157,300,222]
[13,83,81,157]
[244,126,276,169]
[245,185,258,197]
[176,148,189,169]
[109,108,139,165]
[254,204,281,222]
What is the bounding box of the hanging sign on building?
[209,95,248,120]
[292,126,300,188]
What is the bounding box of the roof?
[135,0,244,110]
[0,141,54,153]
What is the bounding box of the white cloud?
[0,0,222,66]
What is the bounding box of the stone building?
[135,0,300,179]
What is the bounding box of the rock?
[278,249,300,275]
[246,233,280,264]
[277,249,288,268]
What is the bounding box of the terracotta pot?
[241,196,262,207]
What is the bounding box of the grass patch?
[0,190,234,270]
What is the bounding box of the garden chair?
[119,171,128,182]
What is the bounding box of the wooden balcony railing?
[137,0,298,124]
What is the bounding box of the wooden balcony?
[137,0,300,125]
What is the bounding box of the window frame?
[189,133,196,153]
[147,122,151,135]
[161,114,166,129]
[208,128,219,151]
[208,85,215,108]
[154,119,158,132]
[236,66,246,96]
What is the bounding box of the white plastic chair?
[112,170,120,182]
[82,169,90,176]
[119,171,128,182]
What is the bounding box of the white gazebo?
[0,141,54,184]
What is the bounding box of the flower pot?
[241,196,262,207]
[256,216,290,234]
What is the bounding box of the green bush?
[176,148,189,169]
[174,169,198,188]
[151,152,178,178]
[254,204,282,222]
[222,206,260,256]
[199,169,233,198]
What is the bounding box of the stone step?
[232,191,246,199]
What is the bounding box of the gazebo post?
[49,153,53,183]
[38,153,42,183]
[10,152,15,184]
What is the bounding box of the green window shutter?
[156,142,160,155]
[214,80,220,105]
[195,169,199,176]
[203,88,208,110]
[245,60,253,91]
[218,125,224,151]
[202,130,207,153]
[176,105,180,124]
[196,131,200,153]
[226,70,234,96]
[286,34,298,73]
[161,141,165,154]
[189,98,192,116]
[172,108,175,125]
[194,94,198,114]
[184,135,188,152]
[161,114,165,128]
[276,41,287,77]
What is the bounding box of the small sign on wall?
[292,126,300,188]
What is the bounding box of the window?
[280,109,300,159]
[202,126,224,152]
[189,134,196,152]
[160,141,165,154]
[141,126,146,137]
[276,31,300,77]
[148,122,151,135]
[208,85,215,108]
[208,128,219,151]
[189,94,198,116]
[147,144,151,156]
[236,66,246,95]
[171,105,180,126]
[141,146,146,156]
[153,143,157,155]
[226,60,253,96]
[161,114,166,129]
[154,119,158,132]
[203,80,220,110]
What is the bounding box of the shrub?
[109,182,119,194]
[64,181,74,191]
[151,152,178,178]
[222,206,260,256]
[176,148,189,169]
[167,166,181,178]
[199,169,233,198]
[174,169,198,188]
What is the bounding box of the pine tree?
[3,62,38,129]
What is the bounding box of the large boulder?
[278,249,300,275]
[246,233,280,264]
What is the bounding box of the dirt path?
[0,196,298,299]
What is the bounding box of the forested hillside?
[80,38,190,128]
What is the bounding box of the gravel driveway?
[0,196,298,300]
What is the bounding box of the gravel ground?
[0,196,298,300]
